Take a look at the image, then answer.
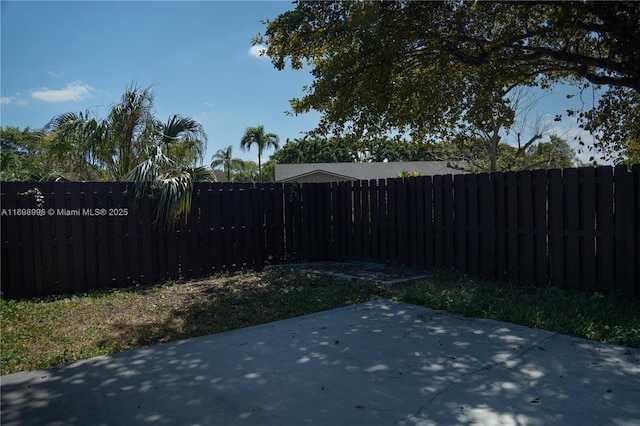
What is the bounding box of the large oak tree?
[256,1,639,164]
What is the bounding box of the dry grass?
[2,269,639,376]
[0,270,391,375]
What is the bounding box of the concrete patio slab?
[2,299,639,426]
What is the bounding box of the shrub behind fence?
[1,165,638,298]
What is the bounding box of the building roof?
[210,169,227,182]
[275,161,467,183]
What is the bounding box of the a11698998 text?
[1,208,129,217]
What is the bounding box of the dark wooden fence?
[2,165,639,298]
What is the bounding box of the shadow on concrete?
[2,300,639,426]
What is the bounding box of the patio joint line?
[97,364,108,405]
[395,331,558,425]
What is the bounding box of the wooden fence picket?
[477,173,494,280]
[614,165,636,296]
[580,167,597,293]
[595,166,614,293]
[532,169,548,288]
[453,174,467,272]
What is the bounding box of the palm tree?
[44,85,208,223]
[240,125,279,182]
[127,146,210,225]
[103,85,156,179]
[128,114,208,224]
[210,145,235,181]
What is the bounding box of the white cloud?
[0,95,28,106]
[47,70,58,77]
[546,124,587,142]
[248,45,268,59]
[31,81,94,103]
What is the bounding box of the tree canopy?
[271,136,359,163]
[0,127,45,181]
[271,135,460,164]
[256,1,639,163]
[271,133,577,172]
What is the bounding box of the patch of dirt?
[265,261,433,285]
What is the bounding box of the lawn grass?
[1,269,639,375]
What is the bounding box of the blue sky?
[1,1,601,166]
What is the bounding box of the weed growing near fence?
[1,269,639,375]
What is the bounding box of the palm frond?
[155,169,193,226]
[191,165,213,182]
[126,145,204,225]
[44,110,93,131]
[153,165,210,225]
[160,115,207,165]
